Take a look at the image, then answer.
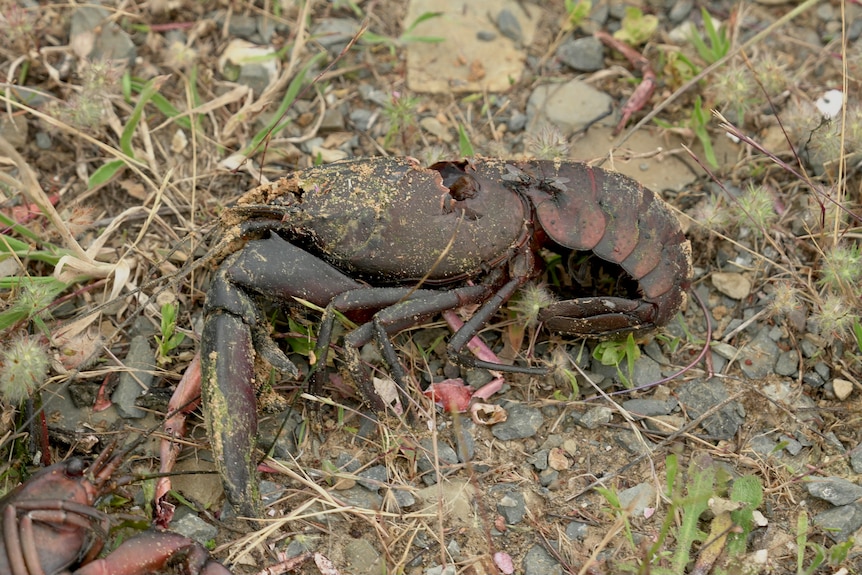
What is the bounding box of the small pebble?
[832,378,853,400]
[575,406,613,430]
[547,447,571,471]
[496,9,522,43]
[711,272,752,300]
[35,131,52,150]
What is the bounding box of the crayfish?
[160,156,692,517]
[0,444,233,575]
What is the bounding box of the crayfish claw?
[252,326,300,378]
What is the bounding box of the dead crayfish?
[0,443,233,575]
[160,156,692,518]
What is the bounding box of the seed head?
[525,124,569,160]
[756,54,790,99]
[845,105,862,153]
[819,243,862,292]
[733,184,777,237]
[12,279,62,324]
[0,335,49,404]
[784,99,824,147]
[1,3,37,51]
[708,63,757,123]
[510,283,556,327]
[811,294,855,343]
[767,282,802,318]
[692,194,731,233]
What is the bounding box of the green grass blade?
[405,11,443,34]
[120,75,169,157]
[89,159,126,189]
[0,212,43,244]
[0,234,65,265]
[458,124,475,157]
[245,52,326,156]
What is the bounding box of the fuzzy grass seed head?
[525,124,570,160]
[819,243,862,293]
[0,335,49,404]
[510,283,556,327]
[733,184,778,237]
[812,294,856,343]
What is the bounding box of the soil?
[1,1,861,574]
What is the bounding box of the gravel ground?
[1,1,862,574]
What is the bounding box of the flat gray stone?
[357,465,389,492]
[528,449,549,470]
[748,435,780,458]
[618,483,656,517]
[566,521,589,540]
[496,489,526,524]
[491,403,544,440]
[523,544,562,575]
[311,18,360,51]
[631,355,663,386]
[496,9,522,43]
[676,378,745,440]
[807,477,862,506]
[851,445,862,474]
[527,79,613,135]
[70,6,136,63]
[779,435,804,456]
[775,350,799,376]
[113,335,153,419]
[622,398,678,417]
[739,328,779,379]
[344,538,384,575]
[258,408,304,459]
[170,513,218,546]
[556,36,605,72]
[576,406,613,430]
[814,503,862,542]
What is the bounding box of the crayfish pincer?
[192,156,691,516]
[0,449,234,574]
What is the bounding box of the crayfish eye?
[64,458,86,478]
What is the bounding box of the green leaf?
[0,309,30,331]
[405,11,443,34]
[400,34,445,45]
[691,96,718,169]
[702,9,729,59]
[147,92,191,130]
[672,454,716,572]
[828,538,853,565]
[727,475,764,556]
[853,319,862,353]
[613,6,658,45]
[89,159,126,189]
[120,75,168,157]
[689,9,729,65]
[565,0,592,28]
[592,340,628,366]
[168,489,200,510]
[121,69,132,102]
[0,218,38,245]
[458,124,475,157]
[245,52,326,156]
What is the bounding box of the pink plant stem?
[594,30,657,135]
